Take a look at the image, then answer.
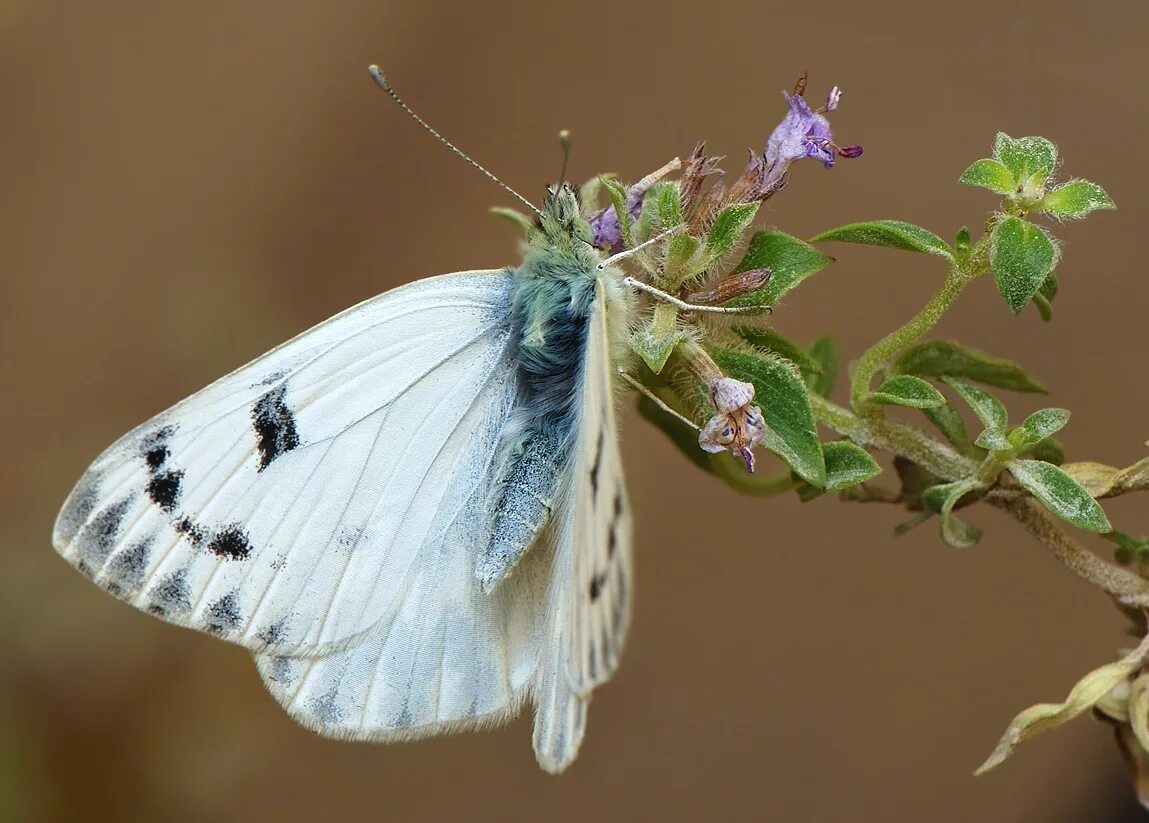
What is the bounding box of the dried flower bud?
[684,268,772,306]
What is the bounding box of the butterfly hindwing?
[53,270,529,660]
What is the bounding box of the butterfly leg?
[620,277,768,315]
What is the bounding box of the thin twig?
[990,496,1149,602]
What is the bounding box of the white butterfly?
[53,71,637,773]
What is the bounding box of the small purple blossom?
[698,378,767,473]
[762,77,862,192]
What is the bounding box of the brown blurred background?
[3,0,1148,820]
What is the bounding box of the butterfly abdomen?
[477,252,599,589]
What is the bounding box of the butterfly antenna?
[368,66,543,219]
[557,129,572,183]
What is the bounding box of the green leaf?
[990,216,1059,314]
[1039,272,1059,302]
[959,158,1016,194]
[705,202,760,263]
[631,324,686,374]
[922,404,972,452]
[1016,408,1071,444]
[994,133,1058,185]
[823,441,882,490]
[1028,436,1065,466]
[806,336,837,398]
[600,175,633,248]
[1008,459,1112,532]
[708,346,826,486]
[1040,180,1116,218]
[955,226,972,255]
[923,478,983,548]
[653,182,683,228]
[942,376,1008,431]
[809,220,955,262]
[890,340,1046,393]
[869,375,947,408]
[489,206,534,236]
[1032,292,1054,322]
[727,229,832,307]
[666,232,700,270]
[578,175,607,215]
[974,428,1012,452]
[733,327,822,377]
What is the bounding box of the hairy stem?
[850,268,975,411]
[810,393,976,481]
[990,496,1149,600]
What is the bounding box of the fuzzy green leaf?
[599,175,633,248]
[994,133,1058,185]
[708,346,826,486]
[489,206,534,236]
[806,336,837,398]
[974,428,1013,452]
[1041,180,1116,218]
[1009,459,1112,533]
[923,478,983,548]
[667,232,700,269]
[1032,292,1054,322]
[652,182,684,228]
[922,404,972,452]
[809,220,955,262]
[706,202,760,263]
[1028,436,1066,466]
[733,327,822,377]
[942,376,1008,431]
[727,230,832,307]
[890,340,1046,393]
[823,441,882,490]
[869,375,947,409]
[579,176,607,216]
[1017,408,1071,444]
[991,216,1059,314]
[959,158,1016,194]
[955,226,972,255]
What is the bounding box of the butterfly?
[51,68,638,773]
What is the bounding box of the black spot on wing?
[589,430,604,498]
[148,567,192,616]
[267,656,298,686]
[252,385,300,471]
[205,590,242,634]
[174,516,206,546]
[207,524,252,561]
[76,496,135,568]
[106,538,152,594]
[589,572,607,602]
[256,618,289,646]
[309,688,345,726]
[141,425,176,470]
[146,470,184,512]
[57,475,102,545]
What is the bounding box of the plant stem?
[809,393,976,481]
[990,496,1149,601]
[850,268,975,411]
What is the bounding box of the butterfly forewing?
[53,270,524,659]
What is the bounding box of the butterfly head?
[536,182,593,248]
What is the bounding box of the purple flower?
[762,77,862,193]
